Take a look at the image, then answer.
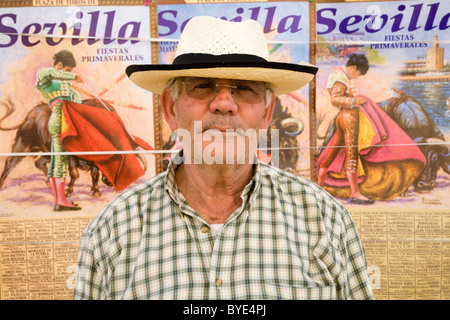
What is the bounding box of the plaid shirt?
[74,157,374,300]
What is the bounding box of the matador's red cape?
[60,100,153,191]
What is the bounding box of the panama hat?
[126,16,318,96]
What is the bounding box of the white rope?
[0,141,448,157]
[4,32,450,45]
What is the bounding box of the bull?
[378,90,450,192]
[0,99,146,197]
[266,98,304,172]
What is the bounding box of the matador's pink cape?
[317,95,426,200]
[60,100,153,191]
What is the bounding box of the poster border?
[0,0,147,7]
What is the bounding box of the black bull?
[0,99,146,197]
[266,98,305,171]
[321,93,450,192]
[378,93,450,191]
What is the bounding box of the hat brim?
[126,61,318,96]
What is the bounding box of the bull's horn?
[280,117,304,137]
[425,137,449,149]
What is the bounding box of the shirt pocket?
[264,281,337,300]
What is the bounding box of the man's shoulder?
[36,67,51,78]
[260,162,323,192]
[82,171,168,236]
[37,67,50,72]
[259,163,346,210]
[118,170,167,199]
[326,66,348,86]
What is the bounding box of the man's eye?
[195,82,214,90]
[235,84,254,92]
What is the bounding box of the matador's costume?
[320,66,360,174]
[35,67,81,179]
[35,68,153,192]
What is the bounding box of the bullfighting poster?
[156,0,314,179]
[316,0,450,210]
[315,0,450,300]
[0,1,155,299]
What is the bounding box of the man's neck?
[175,163,254,224]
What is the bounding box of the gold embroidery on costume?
[320,66,361,173]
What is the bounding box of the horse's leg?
[101,173,113,188]
[65,156,79,197]
[90,165,102,198]
[34,156,50,187]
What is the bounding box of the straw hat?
[126,16,318,96]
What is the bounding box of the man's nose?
[209,86,238,115]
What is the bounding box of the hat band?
[173,53,268,65]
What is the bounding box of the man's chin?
[201,145,247,165]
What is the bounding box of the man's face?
[54,61,73,72]
[347,66,362,80]
[161,77,275,166]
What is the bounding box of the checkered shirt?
[74,157,374,300]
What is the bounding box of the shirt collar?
[340,65,350,79]
[164,150,262,217]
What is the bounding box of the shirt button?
[215,278,223,287]
[200,225,209,233]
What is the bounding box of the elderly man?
[74,16,374,300]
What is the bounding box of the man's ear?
[160,88,178,131]
[261,93,276,130]
[54,61,63,69]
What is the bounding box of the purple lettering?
[425,2,439,31]
[22,23,41,47]
[364,14,388,33]
[391,5,406,32]
[43,23,65,46]
[87,10,100,45]
[158,10,178,36]
[277,15,302,33]
[408,4,422,32]
[439,12,450,30]
[263,6,276,33]
[0,14,18,47]
[118,21,141,44]
[229,7,244,22]
[339,15,362,34]
[71,11,83,45]
[317,8,337,35]
[248,6,261,22]
[180,18,191,34]
[103,10,116,45]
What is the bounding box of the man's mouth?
[203,127,246,138]
[206,127,234,132]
